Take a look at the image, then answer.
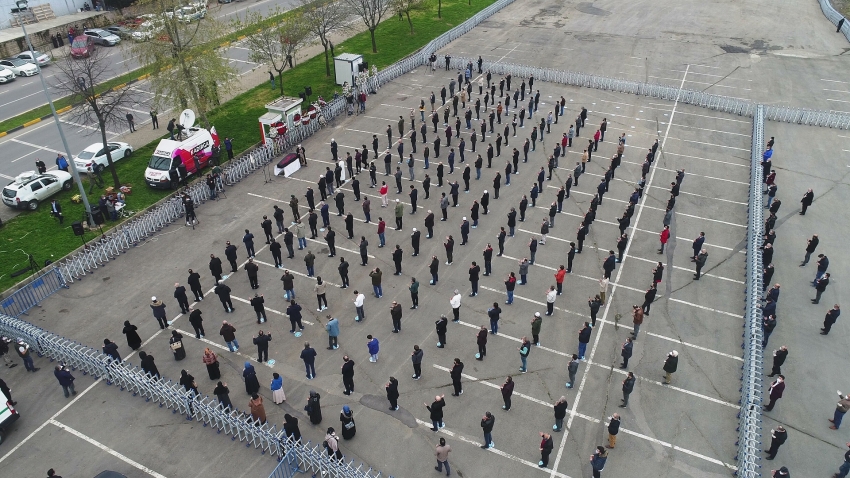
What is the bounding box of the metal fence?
[0,267,68,317]
[735,105,765,478]
[0,311,388,477]
[818,0,850,42]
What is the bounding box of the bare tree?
[130,0,235,129]
[345,0,392,53]
[392,0,428,34]
[52,45,138,189]
[302,0,350,77]
[235,9,311,96]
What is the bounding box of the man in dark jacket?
[822,305,841,335]
[480,411,495,449]
[187,269,204,301]
[341,355,355,395]
[245,258,260,289]
[620,372,635,407]
[173,283,190,314]
[620,338,633,369]
[602,250,616,279]
[209,254,223,282]
[102,339,121,361]
[577,323,592,359]
[800,188,814,215]
[450,358,464,396]
[188,308,205,338]
[765,425,787,459]
[253,330,272,363]
[250,294,267,323]
[286,300,304,333]
[768,346,788,376]
[54,365,76,397]
[224,241,239,272]
[663,350,679,384]
[150,297,168,329]
[607,413,621,449]
[214,282,234,313]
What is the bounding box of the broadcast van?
[144,110,219,189]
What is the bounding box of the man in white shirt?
[546,286,557,316]
[353,290,366,322]
[450,290,462,322]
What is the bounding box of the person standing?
[663,350,679,384]
[450,290,462,322]
[802,234,819,266]
[531,312,544,345]
[219,320,238,352]
[834,442,850,478]
[518,337,531,373]
[578,323,592,360]
[126,112,135,132]
[370,268,383,298]
[621,372,635,407]
[552,396,569,432]
[480,411,496,449]
[800,188,814,214]
[427,394,447,430]
[324,315,340,350]
[822,305,841,335]
[631,305,644,340]
[590,446,608,477]
[694,249,708,280]
[341,355,355,395]
[122,320,142,350]
[450,358,464,396]
[476,326,488,360]
[253,330,272,363]
[539,432,554,468]
[411,344,424,380]
[188,308,206,338]
[658,225,670,254]
[814,273,831,304]
[642,284,657,315]
[434,437,451,476]
[500,376,514,411]
[150,296,168,329]
[607,414,621,449]
[764,425,787,459]
[436,315,449,348]
[768,345,788,376]
[386,377,400,410]
[620,338,633,368]
[588,295,602,327]
[53,364,76,397]
[367,335,380,362]
[764,375,785,411]
[567,354,580,389]
[300,342,317,380]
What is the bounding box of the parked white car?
[0,67,15,83]
[1,170,73,210]
[131,20,164,41]
[14,50,50,66]
[73,142,134,174]
[175,4,206,23]
[0,58,38,76]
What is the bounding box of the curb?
[0,71,151,137]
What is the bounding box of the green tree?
[345,0,392,53]
[392,0,429,34]
[129,0,235,129]
[235,9,311,96]
[302,0,350,77]
[52,44,139,189]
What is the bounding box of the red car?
[70,35,94,59]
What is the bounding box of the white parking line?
[412,418,573,477]
[50,420,168,478]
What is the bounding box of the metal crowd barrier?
[0,268,68,317]
[818,0,850,42]
[735,105,766,477]
[0,311,389,477]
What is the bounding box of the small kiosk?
[259,96,304,146]
[334,53,364,87]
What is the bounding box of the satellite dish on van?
[178,109,196,129]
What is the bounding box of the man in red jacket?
[658,225,670,254]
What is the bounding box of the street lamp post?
[16,0,95,226]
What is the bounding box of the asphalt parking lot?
[0,59,752,477]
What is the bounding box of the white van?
[0,386,20,444]
[144,127,216,189]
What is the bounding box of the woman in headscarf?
[305,390,322,424]
[213,381,232,411]
[339,405,356,439]
[169,330,186,361]
[179,369,198,396]
[138,351,160,379]
[324,427,342,460]
[122,320,142,350]
[270,372,285,404]
[283,414,301,442]
[243,362,260,395]
[249,393,266,424]
[202,348,220,380]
